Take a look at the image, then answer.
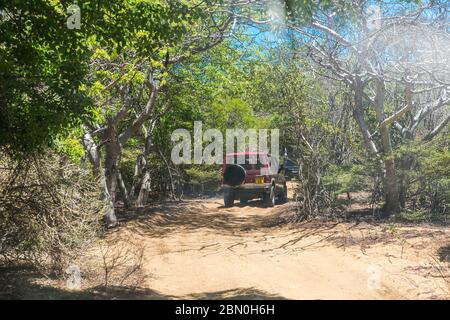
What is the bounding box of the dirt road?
[88,197,449,300]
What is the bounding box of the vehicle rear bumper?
[221,183,271,198]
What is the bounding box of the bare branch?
[423,114,450,141]
[380,103,412,128]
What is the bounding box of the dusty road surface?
[4,193,448,300]
[75,196,449,300]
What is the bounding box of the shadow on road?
[0,265,287,300]
[118,199,292,238]
[437,245,450,262]
[185,288,287,300]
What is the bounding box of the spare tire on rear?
[223,164,246,186]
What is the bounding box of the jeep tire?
[224,190,234,207]
[264,185,275,207]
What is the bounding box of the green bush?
[185,166,221,194]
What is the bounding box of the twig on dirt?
[263,222,340,253]
[227,242,245,252]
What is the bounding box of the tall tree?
[0,0,90,153]
[81,0,237,226]
[275,0,450,215]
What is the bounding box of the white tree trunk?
[136,170,151,207]
[375,79,400,215]
[82,132,101,175]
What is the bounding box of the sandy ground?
[75,194,450,300]
[4,186,447,300]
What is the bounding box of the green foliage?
[281,0,366,28]
[323,164,372,198]
[0,0,198,153]
[186,166,220,185]
[0,0,90,153]
[2,0,445,220]
[395,135,449,215]
[207,98,260,130]
[185,166,221,194]
[398,209,435,222]
[54,134,85,164]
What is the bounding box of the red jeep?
[221,152,287,207]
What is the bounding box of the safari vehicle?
[221,152,287,207]
[283,157,299,180]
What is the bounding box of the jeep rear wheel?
[265,185,275,207]
[224,190,234,207]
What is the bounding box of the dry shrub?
[0,151,105,274]
[99,237,146,289]
[432,249,450,295]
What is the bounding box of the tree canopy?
[1,0,448,227]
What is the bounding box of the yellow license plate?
[255,176,264,184]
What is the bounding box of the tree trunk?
[374,79,400,215]
[132,124,154,207]
[353,77,379,155]
[103,128,121,227]
[83,82,159,226]
[82,132,101,176]
[398,154,414,208]
[382,156,400,215]
[136,169,151,207]
[158,147,177,200]
[117,168,131,208]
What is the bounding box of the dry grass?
[99,237,147,289]
[0,151,105,274]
